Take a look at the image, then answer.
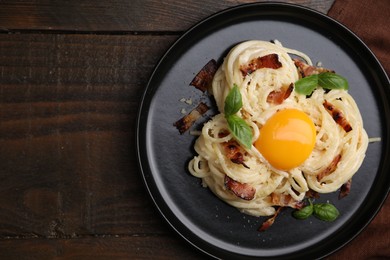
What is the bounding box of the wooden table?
[0,0,388,259]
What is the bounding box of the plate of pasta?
[137,3,390,259]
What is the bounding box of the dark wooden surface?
[0,0,388,259]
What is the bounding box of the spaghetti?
[188,40,369,217]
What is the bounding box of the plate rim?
[136,2,390,259]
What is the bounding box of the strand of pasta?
[188,40,368,216]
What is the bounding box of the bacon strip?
[174,102,209,134]
[271,193,304,209]
[218,131,229,138]
[240,54,282,76]
[224,175,256,200]
[323,100,353,132]
[267,83,294,104]
[258,207,283,232]
[305,189,320,199]
[317,154,342,181]
[339,179,352,199]
[190,59,218,92]
[293,59,334,77]
[222,140,249,168]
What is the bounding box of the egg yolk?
[255,109,316,171]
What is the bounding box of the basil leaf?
[295,72,349,95]
[294,74,318,95]
[226,115,253,149]
[224,84,242,116]
[293,200,313,220]
[318,72,349,90]
[313,203,340,222]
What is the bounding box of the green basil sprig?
[313,203,340,222]
[292,199,313,220]
[224,84,243,116]
[224,85,253,149]
[295,72,349,95]
[293,199,340,222]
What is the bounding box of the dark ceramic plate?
[136,3,390,259]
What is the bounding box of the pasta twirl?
[188,40,368,217]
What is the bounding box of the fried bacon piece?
[267,83,294,104]
[270,193,304,209]
[218,131,229,138]
[317,154,342,181]
[224,175,256,200]
[323,100,353,132]
[305,189,320,199]
[190,59,218,92]
[258,207,283,232]
[339,179,352,199]
[259,193,304,231]
[222,140,249,168]
[240,54,282,76]
[174,102,209,134]
[293,59,334,77]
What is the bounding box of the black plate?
[136,3,390,259]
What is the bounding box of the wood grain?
[0,33,177,237]
[7,1,389,259]
[0,236,207,259]
[0,0,334,32]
